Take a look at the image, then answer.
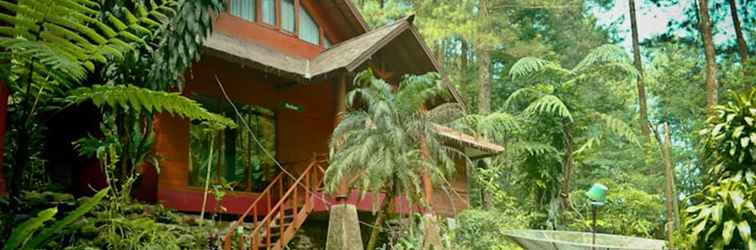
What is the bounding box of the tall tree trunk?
[477,0,492,115]
[698,0,719,111]
[559,121,574,209]
[628,0,650,139]
[727,0,749,64]
[476,0,494,209]
[477,49,492,114]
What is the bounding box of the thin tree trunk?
[663,123,680,229]
[628,0,650,139]
[366,187,395,250]
[650,121,679,247]
[460,39,469,70]
[476,0,494,209]
[560,121,574,209]
[698,0,719,111]
[727,0,749,64]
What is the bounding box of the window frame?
[226,0,329,47]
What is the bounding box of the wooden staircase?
[223,157,326,250]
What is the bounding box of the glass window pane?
[299,7,320,45]
[281,0,295,32]
[230,0,256,21]
[189,96,277,192]
[262,0,276,25]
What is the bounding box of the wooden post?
[334,73,350,202]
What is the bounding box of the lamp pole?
[586,183,608,250]
[592,204,597,250]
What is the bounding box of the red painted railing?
[223,156,326,250]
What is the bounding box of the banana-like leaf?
[3,208,58,250]
[25,187,110,249]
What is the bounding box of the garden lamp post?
[586,183,608,249]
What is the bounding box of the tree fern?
[509,56,570,80]
[523,94,573,122]
[0,0,177,87]
[65,84,236,128]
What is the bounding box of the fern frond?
[594,112,640,146]
[65,84,236,128]
[509,57,570,80]
[523,94,573,121]
[510,141,559,156]
[572,44,633,74]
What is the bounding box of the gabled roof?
[203,15,465,105]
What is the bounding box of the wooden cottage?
[0,0,503,248]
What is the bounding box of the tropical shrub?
[3,188,108,250]
[451,209,528,250]
[564,180,665,238]
[684,88,756,249]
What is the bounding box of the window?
[281,0,295,32]
[189,96,277,192]
[299,7,320,45]
[230,0,255,21]
[261,0,276,25]
[228,0,328,47]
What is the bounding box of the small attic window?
[261,0,276,25]
[299,7,320,45]
[281,0,295,32]
[230,0,255,21]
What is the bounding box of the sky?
[592,0,736,50]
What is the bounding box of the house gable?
[213,0,367,59]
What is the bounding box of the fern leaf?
[523,95,573,121]
[66,84,236,129]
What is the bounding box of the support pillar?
[326,204,364,250]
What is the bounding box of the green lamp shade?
[586,183,608,205]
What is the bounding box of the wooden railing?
[223,157,326,250]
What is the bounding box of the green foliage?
[3,188,109,250]
[65,84,236,128]
[326,69,463,203]
[3,208,57,250]
[451,209,528,250]
[699,88,756,177]
[564,181,665,238]
[684,88,756,249]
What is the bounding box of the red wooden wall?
[154,55,340,214]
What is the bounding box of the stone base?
[422,214,442,250]
[326,204,364,250]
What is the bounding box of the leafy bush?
[683,88,756,249]
[3,188,108,250]
[564,181,665,238]
[451,209,528,250]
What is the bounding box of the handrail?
[247,159,324,249]
[222,172,284,248]
[223,156,327,250]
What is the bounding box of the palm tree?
[325,69,465,250]
[505,45,640,211]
